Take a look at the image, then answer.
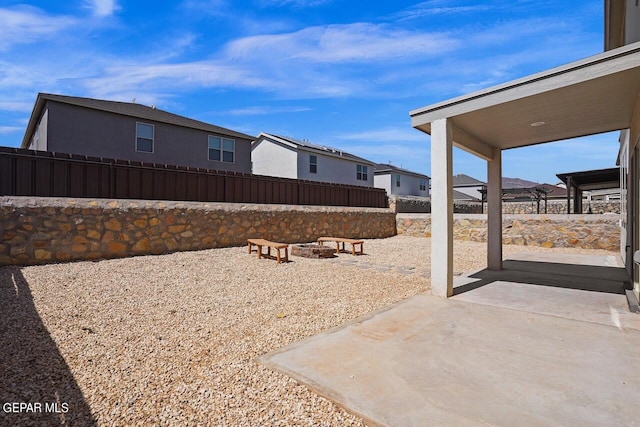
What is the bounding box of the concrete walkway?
[260,254,640,426]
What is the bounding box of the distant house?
[452,174,485,201]
[251,133,375,187]
[21,93,255,173]
[374,164,429,197]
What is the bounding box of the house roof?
[256,133,376,165]
[453,189,479,201]
[374,163,429,179]
[502,177,540,189]
[21,93,255,148]
[556,167,620,191]
[410,41,640,160]
[452,174,485,187]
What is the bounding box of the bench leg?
[276,248,281,264]
[257,245,262,259]
[248,242,253,254]
[284,247,288,263]
[351,244,356,255]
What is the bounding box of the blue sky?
[0,0,620,184]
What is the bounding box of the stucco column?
[430,118,454,297]
[487,149,502,271]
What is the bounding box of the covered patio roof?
[410,41,640,160]
[556,167,620,191]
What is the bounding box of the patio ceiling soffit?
[410,41,640,160]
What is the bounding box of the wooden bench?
[317,237,364,255]
[247,238,289,264]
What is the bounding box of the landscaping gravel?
[0,236,616,426]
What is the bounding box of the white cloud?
[395,4,492,21]
[257,0,332,7]
[227,105,312,115]
[0,126,23,135]
[0,5,76,51]
[338,127,427,143]
[85,0,120,17]
[0,100,33,112]
[226,23,459,63]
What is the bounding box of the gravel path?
[0,236,616,426]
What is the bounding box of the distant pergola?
[479,186,552,214]
[556,167,620,214]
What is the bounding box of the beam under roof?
[411,41,640,152]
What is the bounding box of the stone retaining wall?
[0,197,396,266]
[396,213,620,251]
[389,197,619,215]
[497,200,620,214]
[388,196,482,214]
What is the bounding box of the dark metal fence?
[0,147,388,208]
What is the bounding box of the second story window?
[420,179,427,191]
[395,174,401,187]
[209,136,235,163]
[136,123,154,153]
[357,164,368,181]
[310,155,317,173]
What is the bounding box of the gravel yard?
[1,236,617,426]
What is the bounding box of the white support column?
[430,118,454,297]
[487,148,502,271]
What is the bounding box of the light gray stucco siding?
[251,139,298,178]
[297,151,373,187]
[374,174,392,195]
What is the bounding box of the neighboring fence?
[0,147,387,208]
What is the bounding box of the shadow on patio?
[0,267,96,426]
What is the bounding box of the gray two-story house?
[21,93,254,173]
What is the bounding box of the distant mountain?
[502,177,539,189]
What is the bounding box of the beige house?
[410,0,640,307]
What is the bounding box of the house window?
[357,165,368,181]
[208,136,235,162]
[136,123,154,153]
[395,174,401,187]
[310,155,317,173]
[420,179,427,191]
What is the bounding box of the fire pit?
[291,244,336,259]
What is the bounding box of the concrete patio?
[260,253,640,426]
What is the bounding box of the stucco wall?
[251,138,298,178]
[377,173,428,197]
[373,174,392,195]
[0,197,395,266]
[297,150,374,187]
[396,213,620,251]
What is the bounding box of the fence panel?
[0,148,388,208]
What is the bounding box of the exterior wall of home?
[297,151,374,187]
[42,101,252,172]
[392,173,429,197]
[630,86,640,300]
[454,185,483,200]
[374,174,392,195]
[0,197,395,266]
[626,0,640,44]
[396,213,620,251]
[28,108,48,151]
[251,139,298,178]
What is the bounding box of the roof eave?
[21,93,46,148]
